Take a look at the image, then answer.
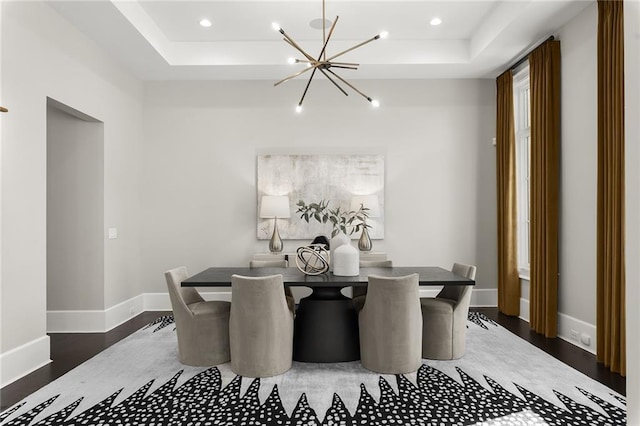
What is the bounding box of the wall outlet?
[580,333,591,346]
[570,330,579,341]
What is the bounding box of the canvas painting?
[257,154,385,241]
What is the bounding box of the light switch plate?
[108,228,118,239]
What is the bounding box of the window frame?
[513,65,531,280]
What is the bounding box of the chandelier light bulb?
[272,22,281,31]
[379,31,389,39]
[199,19,212,28]
[371,99,380,108]
[430,17,442,26]
[288,57,296,64]
[296,105,303,113]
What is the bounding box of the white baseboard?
[47,287,492,333]
[469,288,498,307]
[47,292,233,333]
[519,298,530,322]
[557,312,597,354]
[0,335,51,388]
[518,298,596,355]
[47,310,107,333]
[418,288,440,298]
[417,287,497,307]
[47,295,145,333]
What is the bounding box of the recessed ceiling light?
[200,19,212,28]
[430,17,442,26]
[309,18,332,30]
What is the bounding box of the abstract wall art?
[257,154,385,240]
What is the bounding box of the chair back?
[249,259,289,268]
[437,262,476,302]
[165,266,204,314]
[353,260,392,298]
[359,260,393,267]
[359,273,422,373]
[229,274,294,377]
[364,273,420,313]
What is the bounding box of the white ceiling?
[47,0,592,81]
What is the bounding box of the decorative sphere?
[295,244,330,275]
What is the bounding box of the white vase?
[333,242,360,276]
[329,231,350,271]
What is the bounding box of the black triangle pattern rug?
[0,313,626,426]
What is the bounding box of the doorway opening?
[46,98,104,331]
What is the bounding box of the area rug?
[0,313,625,425]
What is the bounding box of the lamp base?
[358,226,373,251]
[269,218,284,253]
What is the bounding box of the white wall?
[558,3,598,326]
[140,79,497,299]
[46,103,104,311]
[0,1,143,385]
[624,0,639,418]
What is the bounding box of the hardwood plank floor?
[0,308,625,412]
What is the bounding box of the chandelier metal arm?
[325,69,372,102]
[273,0,385,108]
[274,65,314,87]
[298,67,319,107]
[282,34,317,63]
[317,68,349,96]
[327,35,381,62]
[315,16,339,64]
[322,61,359,67]
[326,65,358,70]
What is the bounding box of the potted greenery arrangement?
[295,199,371,238]
[296,199,370,276]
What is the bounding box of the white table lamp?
[260,195,291,253]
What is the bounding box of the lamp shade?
[350,195,380,218]
[260,195,291,218]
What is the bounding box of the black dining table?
[183,266,475,363]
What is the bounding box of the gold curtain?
[496,71,520,316]
[596,0,626,376]
[528,41,560,338]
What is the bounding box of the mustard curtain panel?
[596,0,626,376]
[528,41,560,338]
[496,71,520,316]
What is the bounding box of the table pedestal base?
[293,287,360,362]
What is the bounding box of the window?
[513,65,530,278]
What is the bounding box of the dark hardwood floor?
[474,308,626,396]
[1,308,625,412]
[0,311,171,412]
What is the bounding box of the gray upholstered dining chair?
[164,266,231,366]
[356,273,422,374]
[249,259,295,309]
[420,262,476,360]
[352,259,393,299]
[249,259,289,268]
[229,274,294,377]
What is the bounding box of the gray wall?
[1,0,143,383]
[46,102,104,311]
[624,0,639,421]
[558,3,598,324]
[140,79,498,297]
[2,0,638,401]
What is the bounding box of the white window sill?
[518,268,530,281]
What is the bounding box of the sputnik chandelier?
[272,0,388,112]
